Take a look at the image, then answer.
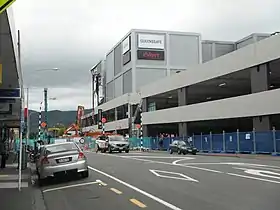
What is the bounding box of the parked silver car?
[36,142,89,183]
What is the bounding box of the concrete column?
[142,98,148,112]
[253,116,271,132]
[178,87,188,137]
[250,64,269,93]
[251,63,271,131]
[115,108,118,121]
[142,125,148,137]
[178,122,188,138]
[128,103,132,137]
[178,87,188,106]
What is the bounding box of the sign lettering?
[137,50,164,61]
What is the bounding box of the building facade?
[81,30,279,137]
[82,29,203,134]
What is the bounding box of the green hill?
[29,109,91,133]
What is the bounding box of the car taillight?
[78,152,85,160]
[41,156,49,164]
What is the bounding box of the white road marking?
[227,173,280,184]
[89,152,280,176]
[121,155,194,159]
[43,181,99,193]
[172,158,194,165]
[149,169,198,182]
[96,179,107,186]
[88,166,182,210]
[233,167,280,180]
[122,156,225,173]
[0,182,28,188]
[183,165,223,173]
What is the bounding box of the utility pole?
[17,29,23,191]
[26,88,29,140]
[44,88,48,140]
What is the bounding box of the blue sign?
[0,88,21,99]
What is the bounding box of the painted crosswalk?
[0,164,29,188]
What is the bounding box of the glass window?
[46,143,78,154]
[109,136,126,141]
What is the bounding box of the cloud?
[27,86,91,111]
[11,0,280,110]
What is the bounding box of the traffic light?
[98,121,102,129]
[133,112,141,124]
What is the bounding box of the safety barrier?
[129,129,280,155]
[12,129,280,155]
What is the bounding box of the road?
[39,151,280,210]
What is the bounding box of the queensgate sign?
[138,33,165,50]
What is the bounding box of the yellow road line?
[0,175,9,177]
[110,188,122,195]
[130,198,147,208]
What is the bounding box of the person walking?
[0,140,8,169]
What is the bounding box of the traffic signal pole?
[44,88,48,141]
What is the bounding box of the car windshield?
[46,143,78,154]
[178,141,190,146]
[109,136,126,141]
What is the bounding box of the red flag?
[24,108,28,118]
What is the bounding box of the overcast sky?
[12,0,280,111]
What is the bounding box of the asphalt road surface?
[40,151,280,210]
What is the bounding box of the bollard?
[272,127,277,155]
[222,130,226,153]
[252,128,256,154]
[237,129,240,154]
[200,132,203,152]
[210,131,213,152]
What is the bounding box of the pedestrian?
[0,140,8,169]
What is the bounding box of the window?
[46,143,78,154]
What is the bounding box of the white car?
[96,135,130,153]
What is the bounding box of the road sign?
[41,122,47,128]
[101,117,107,124]
[0,88,21,99]
[0,0,16,14]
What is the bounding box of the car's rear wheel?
[81,170,89,178]
[192,152,197,155]
[125,149,129,153]
[183,151,187,155]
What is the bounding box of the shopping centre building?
[81,29,280,137]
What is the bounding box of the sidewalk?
[0,153,46,210]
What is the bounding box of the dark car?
[169,140,197,155]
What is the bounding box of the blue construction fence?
[12,130,280,155]
[129,130,280,155]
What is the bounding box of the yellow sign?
[0,0,16,14]
[0,64,2,85]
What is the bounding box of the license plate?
[58,158,70,163]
